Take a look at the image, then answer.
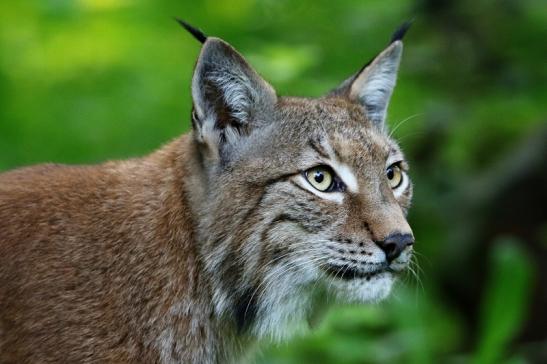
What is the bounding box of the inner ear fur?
[328,21,411,131]
[191,37,277,154]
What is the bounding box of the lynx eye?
[305,166,334,192]
[386,164,403,189]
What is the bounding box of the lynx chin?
[0,20,415,363]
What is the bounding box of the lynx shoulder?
[0,21,414,363]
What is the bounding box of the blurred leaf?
[473,238,534,364]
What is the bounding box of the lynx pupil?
[314,171,324,183]
[387,168,394,180]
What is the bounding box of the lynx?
[0,20,414,363]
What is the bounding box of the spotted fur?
[0,24,414,363]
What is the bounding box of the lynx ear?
[329,22,410,131]
[191,37,277,161]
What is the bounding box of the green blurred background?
[1,0,545,363]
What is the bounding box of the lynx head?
[182,21,414,340]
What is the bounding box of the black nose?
[377,233,414,262]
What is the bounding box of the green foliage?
[255,286,463,364]
[474,239,534,364]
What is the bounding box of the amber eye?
[386,164,403,189]
[305,166,334,192]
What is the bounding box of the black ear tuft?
[390,20,413,43]
[174,18,207,44]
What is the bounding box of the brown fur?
[0,138,227,362]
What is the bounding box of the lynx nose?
[377,233,414,262]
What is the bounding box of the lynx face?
[184,22,414,340]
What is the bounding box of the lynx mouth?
[323,264,393,281]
